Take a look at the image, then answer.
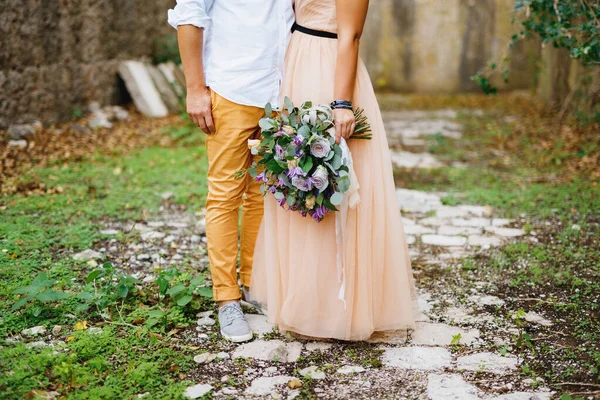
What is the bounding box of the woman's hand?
[333,108,355,144]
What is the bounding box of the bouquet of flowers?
[242,97,371,222]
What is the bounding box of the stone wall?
[360,0,541,93]
[0,0,175,128]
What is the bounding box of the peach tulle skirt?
[250,21,418,341]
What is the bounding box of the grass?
[0,145,211,399]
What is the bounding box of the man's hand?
[187,86,215,134]
[333,108,355,144]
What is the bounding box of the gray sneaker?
[218,302,253,343]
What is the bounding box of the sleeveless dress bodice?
[294,0,338,33]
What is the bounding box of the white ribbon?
[335,138,360,310]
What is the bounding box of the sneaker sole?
[220,329,253,343]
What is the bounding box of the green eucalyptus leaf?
[337,176,350,193]
[330,192,344,206]
[259,118,274,131]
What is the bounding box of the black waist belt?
[292,22,338,39]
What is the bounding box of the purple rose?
[310,137,331,158]
[311,165,329,193]
[291,176,313,192]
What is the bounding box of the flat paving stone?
[452,218,492,227]
[381,346,452,370]
[524,312,553,327]
[419,217,447,226]
[435,206,471,218]
[337,365,365,374]
[183,384,213,399]
[468,235,502,247]
[439,225,481,235]
[396,189,443,213]
[469,295,505,307]
[403,224,436,235]
[305,342,333,352]
[232,340,302,363]
[422,235,467,247]
[245,375,294,396]
[412,322,480,345]
[485,227,526,237]
[427,374,482,400]
[458,205,493,217]
[299,366,326,380]
[72,249,103,261]
[443,307,494,325]
[390,151,443,169]
[140,231,166,240]
[246,314,276,337]
[457,352,519,374]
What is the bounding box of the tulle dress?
[250,0,418,341]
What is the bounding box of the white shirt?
[168,0,294,108]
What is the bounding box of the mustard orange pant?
[205,90,265,301]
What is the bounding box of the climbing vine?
[473,0,600,94]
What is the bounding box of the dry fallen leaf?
[74,321,88,330]
[287,378,302,389]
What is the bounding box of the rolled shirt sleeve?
[168,0,212,30]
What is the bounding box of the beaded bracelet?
[330,100,353,110]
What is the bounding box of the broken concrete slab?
[147,64,180,113]
[118,61,168,118]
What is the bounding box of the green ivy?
[473,0,600,92]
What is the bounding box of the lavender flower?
[311,165,329,193]
[287,166,305,178]
[310,137,331,158]
[255,171,268,183]
[310,205,329,222]
[293,135,304,146]
[275,144,286,160]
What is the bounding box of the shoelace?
[221,304,245,326]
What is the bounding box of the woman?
[250,0,418,341]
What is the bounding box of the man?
[168,0,294,342]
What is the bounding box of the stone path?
[31,110,555,399]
